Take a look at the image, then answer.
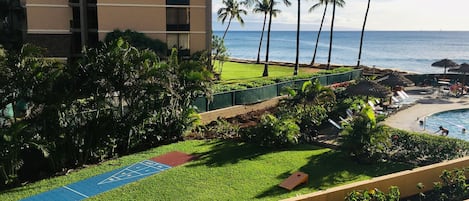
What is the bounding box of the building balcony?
[70,20,80,29]
[166,24,190,31]
[166,0,190,5]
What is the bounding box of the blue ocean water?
[214,31,469,74]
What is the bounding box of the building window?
[167,33,190,56]
[166,8,190,31]
[166,0,189,5]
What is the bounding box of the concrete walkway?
[384,86,469,133]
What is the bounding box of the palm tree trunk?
[327,0,336,70]
[263,0,274,77]
[257,13,268,64]
[222,18,233,40]
[311,3,328,65]
[357,0,371,68]
[294,0,300,76]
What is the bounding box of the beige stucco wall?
[189,2,208,53]
[282,156,469,201]
[96,1,166,40]
[96,0,209,53]
[191,0,208,6]
[24,0,209,53]
[98,0,165,4]
[25,0,71,33]
[190,33,207,54]
[190,7,206,32]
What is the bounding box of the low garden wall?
[194,70,362,112]
[282,156,469,201]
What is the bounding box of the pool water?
[424,109,469,140]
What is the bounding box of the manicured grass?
[0,140,412,201]
[217,62,318,81]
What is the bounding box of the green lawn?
[217,62,318,81]
[0,140,412,201]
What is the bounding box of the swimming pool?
[424,109,469,140]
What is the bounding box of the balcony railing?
[166,24,190,31]
[166,0,190,5]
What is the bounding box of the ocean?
[214,31,469,74]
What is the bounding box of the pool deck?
[384,86,469,133]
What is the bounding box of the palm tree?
[263,0,291,77]
[293,0,301,76]
[285,79,336,106]
[217,0,248,40]
[309,0,345,66]
[357,0,370,68]
[326,0,337,70]
[252,0,280,64]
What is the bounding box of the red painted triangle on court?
[150,151,197,167]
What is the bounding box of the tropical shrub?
[415,168,469,201]
[345,186,400,201]
[0,40,212,188]
[105,29,167,57]
[211,35,229,74]
[275,80,334,141]
[0,44,63,187]
[243,114,300,147]
[388,128,469,166]
[277,104,328,141]
[282,80,336,109]
[341,106,391,164]
[191,118,240,139]
[331,97,365,119]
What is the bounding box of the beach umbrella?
[449,63,469,86]
[449,63,469,74]
[343,80,392,99]
[431,59,459,75]
[378,72,415,89]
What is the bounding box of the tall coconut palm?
[218,0,248,40]
[263,0,291,77]
[326,0,337,70]
[357,0,370,68]
[293,0,301,76]
[253,0,280,64]
[309,0,345,66]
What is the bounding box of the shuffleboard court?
[21,151,195,201]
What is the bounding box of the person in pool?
[436,126,449,136]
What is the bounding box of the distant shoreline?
[216,31,469,74]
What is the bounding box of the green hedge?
[388,127,469,166]
[213,67,357,93]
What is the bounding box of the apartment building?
[23,0,211,58]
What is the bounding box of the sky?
[212,0,469,31]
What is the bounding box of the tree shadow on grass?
[0,184,43,199]
[255,150,414,199]
[187,140,325,168]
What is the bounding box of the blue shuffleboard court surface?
[22,160,171,201]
